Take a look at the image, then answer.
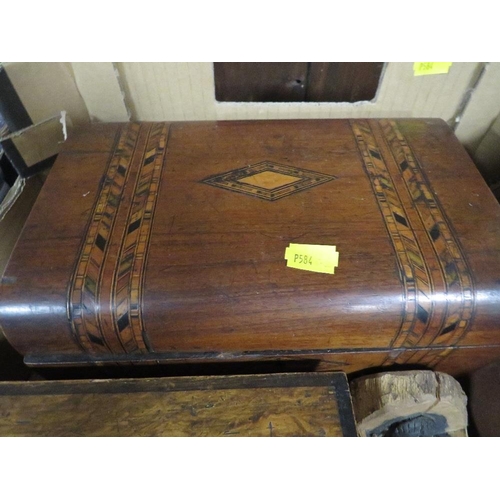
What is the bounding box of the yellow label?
[284,243,339,274]
[413,62,452,76]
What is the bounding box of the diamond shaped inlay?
[240,171,301,189]
[201,161,337,201]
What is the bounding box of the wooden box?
[1,119,500,375]
[0,372,356,436]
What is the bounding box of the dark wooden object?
[214,62,308,102]
[0,372,355,436]
[214,63,383,102]
[306,62,384,102]
[469,361,500,436]
[1,119,500,375]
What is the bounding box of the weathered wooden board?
[0,372,356,437]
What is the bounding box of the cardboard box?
[113,62,480,122]
[0,62,89,132]
[0,114,69,178]
[473,111,500,186]
[71,62,129,122]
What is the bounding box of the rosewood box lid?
[1,119,500,371]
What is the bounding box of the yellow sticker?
[413,62,452,76]
[284,243,339,274]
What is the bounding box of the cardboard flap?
[0,62,89,132]
[0,113,71,178]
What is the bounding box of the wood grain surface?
[306,62,384,102]
[0,372,356,437]
[214,62,308,102]
[350,370,468,437]
[1,119,499,374]
[214,63,383,103]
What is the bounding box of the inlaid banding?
[67,123,169,354]
[350,119,474,365]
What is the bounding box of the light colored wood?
[0,373,356,437]
[350,370,468,437]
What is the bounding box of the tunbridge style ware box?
[1,119,499,375]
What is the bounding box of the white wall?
[71,62,500,150]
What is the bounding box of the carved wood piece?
[350,370,468,437]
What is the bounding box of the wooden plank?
[214,63,308,102]
[0,372,356,437]
[307,62,384,102]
